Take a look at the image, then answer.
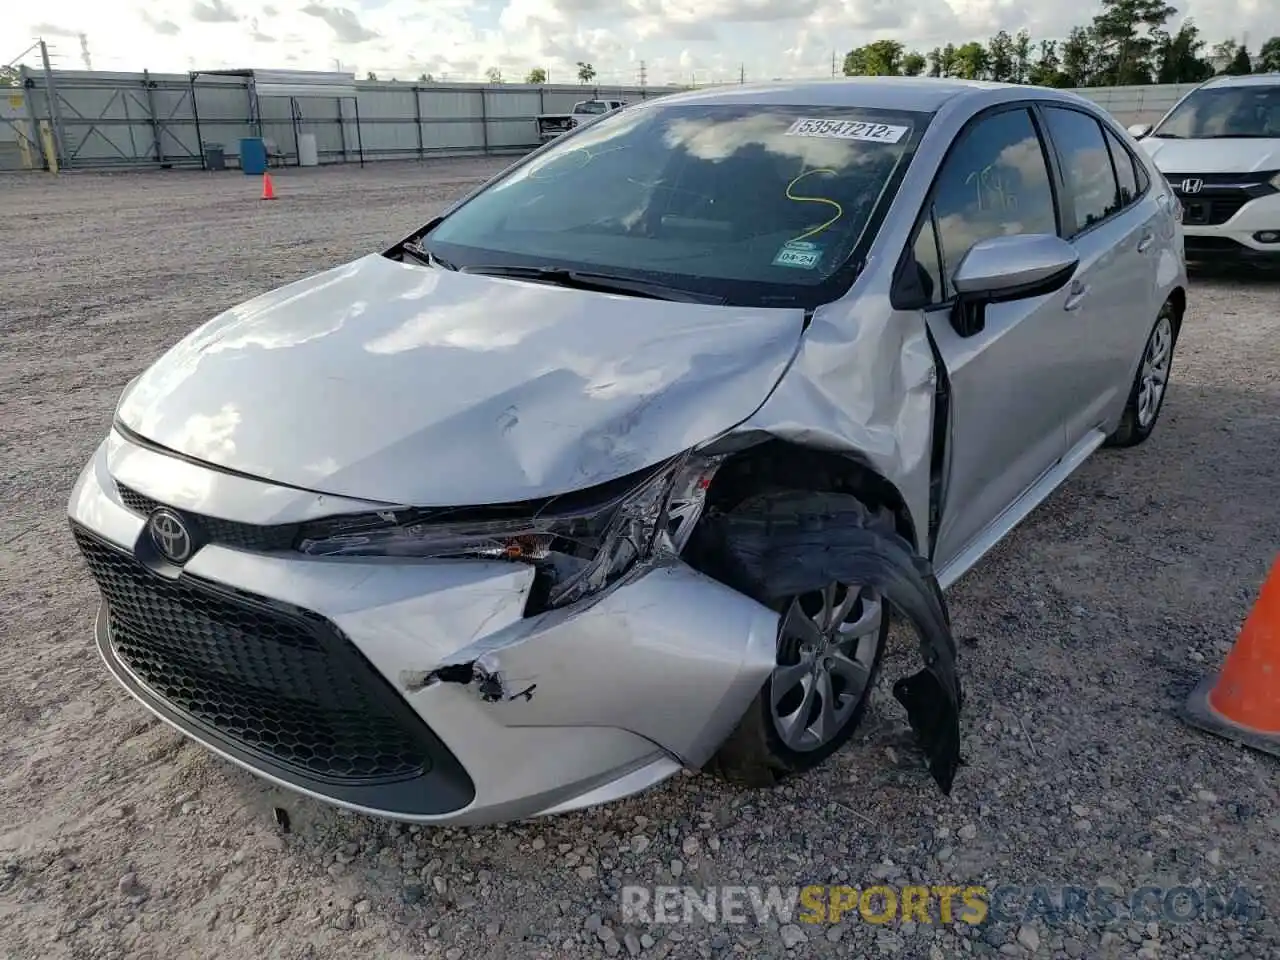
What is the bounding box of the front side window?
[425,102,930,308]
[1041,106,1121,234]
[923,107,1057,301]
[1152,85,1280,140]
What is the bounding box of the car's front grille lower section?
[1168,171,1276,227]
[116,482,299,552]
[72,526,432,783]
[1178,195,1250,226]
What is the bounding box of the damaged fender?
[691,490,962,794]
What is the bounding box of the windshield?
[576,102,608,114]
[1152,84,1280,139]
[423,101,929,308]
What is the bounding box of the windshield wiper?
[457,265,726,305]
[400,239,458,270]
[1199,133,1278,139]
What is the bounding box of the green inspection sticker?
[773,240,822,269]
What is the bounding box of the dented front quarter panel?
[732,282,937,545]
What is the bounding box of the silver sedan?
[68,76,1187,826]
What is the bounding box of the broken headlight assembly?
[296,453,724,611]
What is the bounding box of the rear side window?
[1041,106,1122,234]
[915,107,1057,303]
[1104,128,1139,209]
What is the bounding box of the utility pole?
[39,39,69,170]
[831,50,837,77]
[638,60,646,87]
[739,63,745,83]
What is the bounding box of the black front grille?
[72,526,433,783]
[1169,171,1276,227]
[1184,235,1244,253]
[1179,196,1250,226]
[116,483,299,552]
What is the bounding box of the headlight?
[1270,172,1280,191]
[297,452,723,609]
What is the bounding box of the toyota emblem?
[1180,178,1204,195]
[148,508,193,564]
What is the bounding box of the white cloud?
[5,0,1276,85]
[190,0,240,24]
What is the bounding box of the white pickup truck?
[535,99,627,142]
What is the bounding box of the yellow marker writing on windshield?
[786,169,844,243]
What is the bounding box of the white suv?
[1130,73,1280,266]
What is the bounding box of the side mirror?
[950,234,1079,336]
[1127,123,1153,139]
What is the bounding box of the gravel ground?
[2,161,1279,960]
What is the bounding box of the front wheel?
[699,492,898,786]
[1104,300,1179,448]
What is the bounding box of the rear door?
[907,104,1077,569]
[1035,104,1162,444]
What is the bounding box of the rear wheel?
[1104,299,1178,448]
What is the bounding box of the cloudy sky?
[3,0,1273,86]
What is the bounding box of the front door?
[908,105,1077,569]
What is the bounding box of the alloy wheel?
[769,583,882,753]
[1137,310,1174,429]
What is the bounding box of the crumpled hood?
[1139,136,1280,174]
[117,254,805,506]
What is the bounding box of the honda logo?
[1180,178,1204,195]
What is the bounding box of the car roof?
[1198,72,1280,90]
[647,76,1046,113]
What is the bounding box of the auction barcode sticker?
[784,118,909,143]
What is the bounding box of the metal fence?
[0,70,1208,173]
[0,69,682,171]
[1071,82,1206,126]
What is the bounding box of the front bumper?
[68,431,780,825]
[1176,189,1280,260]
[1182,235,1280,264]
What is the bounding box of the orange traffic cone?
[261,171,276,200]
[1182,555,1280,757]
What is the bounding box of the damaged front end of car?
[301,441,963,798]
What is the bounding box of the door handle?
[1137,232,1154,253]
[1063,281,1090,312]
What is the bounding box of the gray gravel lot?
[2,160,1279,960]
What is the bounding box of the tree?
[576,61,596,83]
[843,40,905,76]
[1226,44,1253,75]
[1013,29,1033,83]
[1061,26,1098,86]
[366,71,378,81]
[902,51,927,77]
[485,66,503,83]
[940,43,959,78]
[1258,37,1280,72]
[953,42,989,80]
[1,64,20,86]
[1029,41,1068,87]
[418,72,434,82]
[925,47,943,77]
[1090,0,1177,85]
[1155,20,1214,83]
[526,67,547,84]
[987,30,1016,82]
